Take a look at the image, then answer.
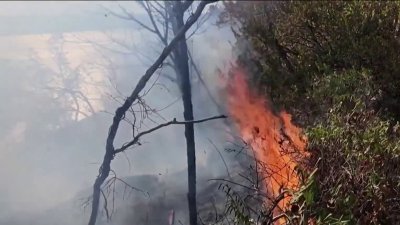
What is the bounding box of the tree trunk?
[170,2,198,225]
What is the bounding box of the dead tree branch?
[115,115,227,154]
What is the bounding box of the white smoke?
[0,2,239,225]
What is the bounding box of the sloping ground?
[110,166,248,225]
[0,163,249,225]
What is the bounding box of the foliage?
[220,1,400,224]
[304,70,400,224]
[219,183,253,225]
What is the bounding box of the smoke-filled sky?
[0,1,235,224]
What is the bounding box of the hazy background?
[0,1,236,224]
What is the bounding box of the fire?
[226,67,308,219]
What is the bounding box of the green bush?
[220,1,400,224]
[305,70,400,224]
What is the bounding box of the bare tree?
[31,33,97,122]
[87,2,221,225]
[101,1,220,224]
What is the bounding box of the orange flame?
[226,67,308,218]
